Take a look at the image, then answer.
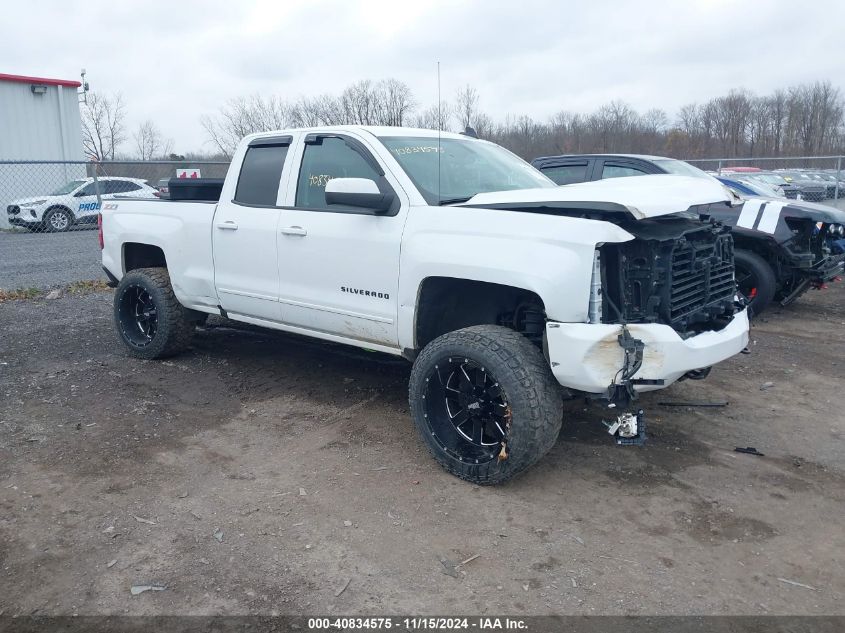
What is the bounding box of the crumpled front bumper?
[545,308,750,394]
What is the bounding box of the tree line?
[82,79,845,162]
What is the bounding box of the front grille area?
[7,205,20,215]
[670,234,736,323]
[602,223,738,334]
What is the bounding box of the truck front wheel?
[113,267,194,359]
[409,325,563,485]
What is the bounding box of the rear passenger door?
[212,135,293,322]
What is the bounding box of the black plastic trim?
[102,266,119,288]
[248,135,293,148]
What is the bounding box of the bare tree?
[410,101,452,130]
[81,92,127,161]
[200,78,845,161]
[133,120,173,160]
[454,84,480,130]
[377,79,416,126]
[201,94,289,157]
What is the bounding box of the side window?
[234,144,289,206]
[77,182,99,196]
[108,181,141,194]
[601,163,649,179]
[540,163,589,185]
[295,137,381,210]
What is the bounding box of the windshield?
[379,136,554,204]
[50,180,87,195]
[652,159,711,179]
[739,179,780,197]
[753,174,786,185]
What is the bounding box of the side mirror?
[325,178,393,212]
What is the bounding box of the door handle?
[216,221,239,230]
[280,226,307,236]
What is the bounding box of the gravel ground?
[0,228,102,291]
[0,284,843,616]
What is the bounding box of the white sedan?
[7,177,158,232]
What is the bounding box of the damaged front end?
[709,199,845,306]
[776,218,845,304]
[545,215,750,445]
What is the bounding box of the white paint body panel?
[102,125,749,396]
[545,309,750,394]
[466,174,731,219]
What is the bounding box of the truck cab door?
[275,133,406,348]
[212,136,293,322]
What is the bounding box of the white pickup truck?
[101,125,749,484]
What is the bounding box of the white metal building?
[0,73,86,228]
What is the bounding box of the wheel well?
[733,237,776,263]
[45,205,74,220]
[123,243,167,272]
[415,277,546,351]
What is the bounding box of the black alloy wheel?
[424,357,511,464]
[117,284,158,348]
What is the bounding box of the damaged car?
[532,153,845,314]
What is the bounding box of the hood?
[10,195,54,205]
[778,199,845,224]
[460,174,732,220]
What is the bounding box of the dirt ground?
[0,283,843,617]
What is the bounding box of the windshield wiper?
[438,196,473,206]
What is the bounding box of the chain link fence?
[1,155,844,291]
[0,160,229,291]
[685,155,844,206]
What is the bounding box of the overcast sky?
[2,0,843,153]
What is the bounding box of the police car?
[7,177,157,232]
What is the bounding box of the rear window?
[235,144,289,206]
[540,163,589,185]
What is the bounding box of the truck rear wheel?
[734,249,776,316]
[409,325,563,485]
[113,267,194,359]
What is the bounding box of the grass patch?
[0,279,111,304]
[66,279,111,295]
[0,287,42,303]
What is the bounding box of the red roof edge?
[0,73,82,88]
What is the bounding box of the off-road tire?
[409,325,564,485]
[43,207,74,232]
[734,249,776,316]
[113,267,194,359]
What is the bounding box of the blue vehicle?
[716,176,782,198]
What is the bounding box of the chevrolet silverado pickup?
[100,126,750,484]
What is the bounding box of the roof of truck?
[247,126,478,141]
